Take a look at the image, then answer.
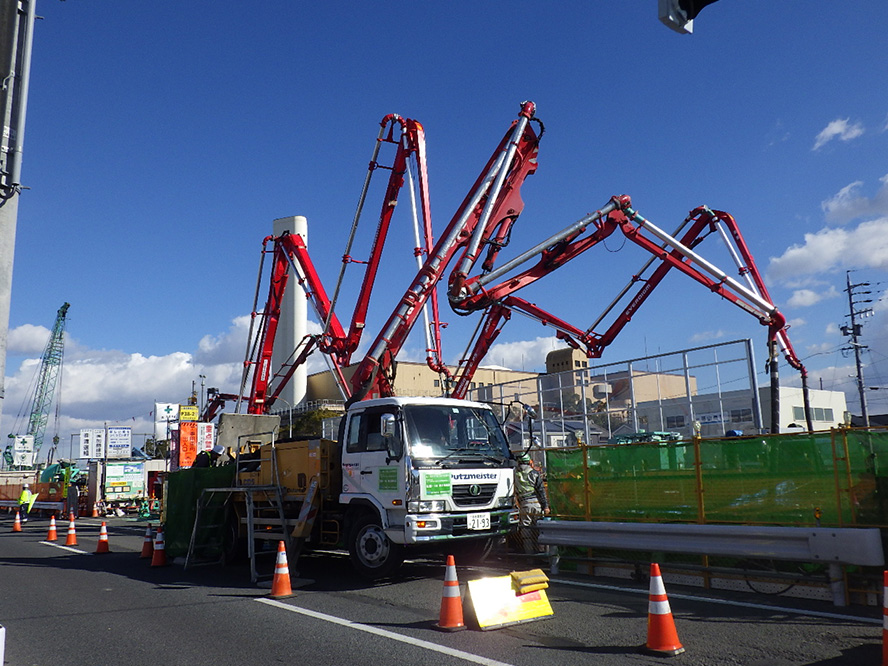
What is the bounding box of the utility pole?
[0,0,37,431]
[842,271,873,427]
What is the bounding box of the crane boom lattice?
[8,302,69,467]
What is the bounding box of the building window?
[813,407,834,422]
[433,380,440,388]
[666,415,685,428]
[794,406,835,422]
[731,408,752,423]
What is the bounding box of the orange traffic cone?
[65,515,78,546]
[882,571,887,666]
[91,503,99,518]
[12,510,22,532]
[94,521,110,554]
[435,555,466,631]
[46,515,58,541]
[269,541,295,598]
[150,526,168,567]
[642,563,685,656]
[140,524,154,559]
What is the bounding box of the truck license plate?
[467,512,491,530]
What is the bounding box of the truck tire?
[347,513,403,579]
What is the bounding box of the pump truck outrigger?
[194,100,810,581]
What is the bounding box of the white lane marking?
[551,578,882,626]
[40,541,88,554]
[257,598,515,666]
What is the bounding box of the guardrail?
[0,499,65,512]
[538,520,885,606]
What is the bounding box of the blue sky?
[4,1,888,456]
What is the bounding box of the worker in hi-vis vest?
[515,452,549,553]
[18,484,33,522]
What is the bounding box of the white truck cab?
[339,396,518,576]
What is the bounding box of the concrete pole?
[272,216,308,409]
[0,0,37,434]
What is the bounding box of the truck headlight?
[495,496,514,508]
[408,500,446,513]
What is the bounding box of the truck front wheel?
[347,513,403,579]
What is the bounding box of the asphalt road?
[0,513,882,666]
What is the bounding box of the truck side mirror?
[380,413,402,462]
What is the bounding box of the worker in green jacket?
[18,484,33,523]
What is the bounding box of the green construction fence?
[545,428,888,528]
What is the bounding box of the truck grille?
[452,483,498,507]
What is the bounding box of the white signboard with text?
[106,426,132,459]
[79,428,105,459]
[197,422,215,452]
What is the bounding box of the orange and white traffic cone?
[91,503,99,518]
[269,541,295,598]
[12,510,22,532]
[94,521,110,554]
[642,563,684,656]
[140,524,154,559]
[435,555,466,631]
[882,570,887,666]
[65,515,78,546]
[46,515,58,541]
[150,526,168,567]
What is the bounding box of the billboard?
[106,426,132,459]
[79,429,105,459]
[197,422,215,452]
[179,405,199,421]
[179,421,198,468]
[105,462,145,500]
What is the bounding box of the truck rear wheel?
[347,513,403,579]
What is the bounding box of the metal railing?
[538,519,884,606]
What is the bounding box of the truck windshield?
[404,404,510,463]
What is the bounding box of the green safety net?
[545,429,888,527]
[164,465,236,559]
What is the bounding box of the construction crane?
[4,302,69,468]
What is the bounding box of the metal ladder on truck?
[245,442,329,582]
[239,439,295,584]
[185,436,293,582]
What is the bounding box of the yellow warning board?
[467,575,553,630]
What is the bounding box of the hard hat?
[212,445,225,455]
[23,484,29,489]
[516,452,531,463]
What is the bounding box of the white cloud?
[821,174,888,224]
[812,118,864,150]
[1,316,263,450]
[482,336,559,372]
[786,285,839,308]
[690,329,726,343]
[195,315,251,365]
[805,342,834,355]
[786,318,806,329]
[7,324,51,355]
[768,217,888,282]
